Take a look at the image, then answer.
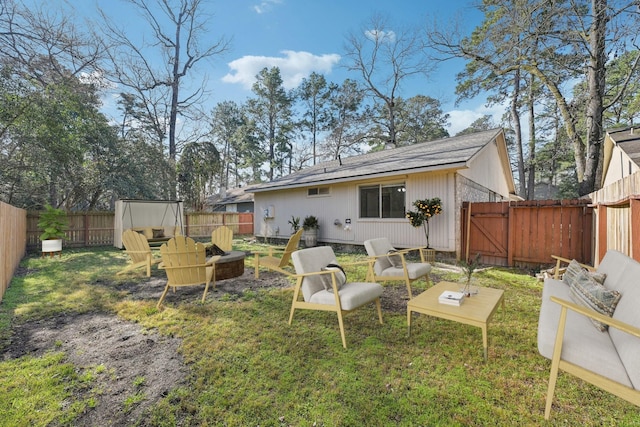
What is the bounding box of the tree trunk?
[527,66,586,183]
[579,0,608,196]
[510,68,526,199]
[526,74,536,200]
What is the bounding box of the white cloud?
[446,102,509,136]
[364,29,396,43]
[447,110,485,135]
[446,102,507,136]
[253,0,283,14]
[222,50,341,90]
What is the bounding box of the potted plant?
[302,215,319,247]
[288,216,301,234]
[38,204,69,256]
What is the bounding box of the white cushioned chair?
[364,237,432,299]
[290,246,384,348]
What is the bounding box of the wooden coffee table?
[407,281,505,361]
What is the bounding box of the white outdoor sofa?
[537,250,640,419]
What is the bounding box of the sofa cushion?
[152,228,165,239]
[595,250,629,291]
[379,262,431,280]
[364,238,393,274]
[132,227,153,239]
[563,259,606,285]
[566,268,621,332]
[601,251,640,390]
[308,281,383,310]
[537,278,632,387]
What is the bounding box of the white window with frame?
[307,186,330,197]
[359,183,406,218]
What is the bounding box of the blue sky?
[75,0,497,135]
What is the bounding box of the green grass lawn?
[0,244,638,426]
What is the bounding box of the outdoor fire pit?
[213,250,246,280]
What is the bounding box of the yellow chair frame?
[157,236,220,308]
[211,225,233,252]
[253,229,303,278]
[118,229,162,277]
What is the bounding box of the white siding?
[254,172,457,251]
[603,145,640,187]
[459,139,512,198]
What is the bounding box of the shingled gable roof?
[250,128,505,192]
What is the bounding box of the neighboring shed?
[248,128,517,256]
[591,127,640,263]
[206,187,254,213]
[113,200,184,249]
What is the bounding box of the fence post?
[507,202,515,266]
[84,213,89,246]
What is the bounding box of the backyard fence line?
[25,211,255,250]
[461,199,594,268]
[0,202,27,303]
[589,170,640,263]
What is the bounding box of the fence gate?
[461,199,593,268]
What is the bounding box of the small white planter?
[42,239,63,254]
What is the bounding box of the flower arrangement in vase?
[406,197,442,249]
[459,252,482,296]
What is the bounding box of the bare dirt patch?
[2,265,429,425]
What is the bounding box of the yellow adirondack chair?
[118,229,162,277]
[253,229,303,278]
[211,225,233,252]
[157,236,220,308]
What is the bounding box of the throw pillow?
[387,249,403,268]
[206,244,227,257]
[567,267,621,332]
[152,228,165,239]
[562,259,606,285]
[321,263,347,292]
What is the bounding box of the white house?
[248,128,517,256]
[601,127,640,187]
[590,127,640,262]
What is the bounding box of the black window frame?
[359,182,406,219]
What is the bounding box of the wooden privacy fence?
[26,211,254,250]
[26,212,114,249]
[590,170,640,264]
[0,202,27,302]
[184,212,254,237]
[461,199,593,268]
